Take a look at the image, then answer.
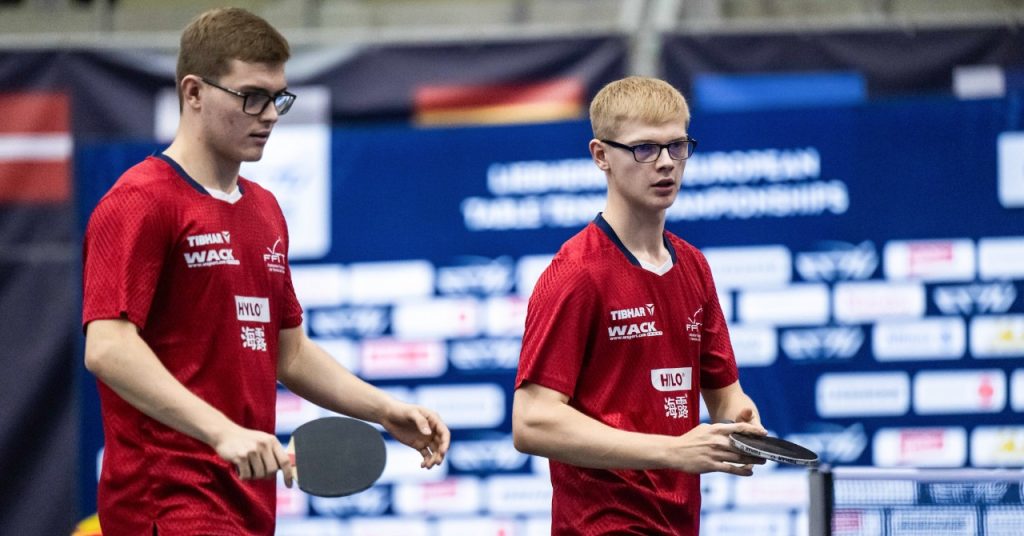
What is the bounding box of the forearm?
[512,389,670,470]
[704,382,761,426]
[84,321,236,447]
[277,337,391,423]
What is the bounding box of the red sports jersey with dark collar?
[516,214,738,536]
[82,155,303,536]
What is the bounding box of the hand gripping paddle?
[286,416,387,497]
[729,432,819,467]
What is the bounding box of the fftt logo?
[264,238,286,274]
[687,307,703,342]
[651,367,692,392]
[235,296,270,323]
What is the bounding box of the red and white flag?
[0,93,72,203]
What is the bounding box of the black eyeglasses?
[600,138,698,163]
[200,77,296,116]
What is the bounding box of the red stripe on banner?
[0,93,70,134]
[0,160,71,203]
[415,78,584,109]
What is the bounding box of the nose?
[655,145,676,169]
[260,101,280,123]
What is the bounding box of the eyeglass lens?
[632,141,693,162]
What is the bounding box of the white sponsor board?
[275,473,310,518]
[986,507,1024,535]
[833,281,926,324]
[883,239,975,282]
[392,298,481,339]
[816,372,910,418]
[378,440,449,485]
[978,236,1024,279]
[737,283,829,326]
[834,479,916,504]
[435,517,522,536]
[733,470,808,507]
[486,475,553,514]
[997,131,1024,208]
[393,477,483,515]
[1013,369,1024,411]
[971,426,1024,467]
[874,427,967,467]
[348,517,430,536]
[290,264,347,308]
[275,518,345,536]
[275,390,324,435]
[360,339,447,380]
[913,369,1006,414]
[970,314,1024,358]
[347,261,434,304]
[830,508,883,535]
[701,511,792,536]
[872,318,966,361]
[485,295,528,336]
[313,337,360,374]
[728,325,778,367]
[416,383,506,429]
[700,472,732,509]
[702,245,792,289]
[516,254,554,297]
[888,508,976,535]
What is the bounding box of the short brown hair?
[176,7,291,104]
[589,76,690,139]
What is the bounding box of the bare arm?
[702,381,763,428]
[84,319,291,483]
[277,326,449,468]
[512,382,766,475]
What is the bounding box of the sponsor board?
[816,372,910,418]
[883,239,975,282]
[391,298,481,339]
[986,507,1024,535]
[873,427,967,467]
[737,283,830,326]
[274,518,345,536]
[786,423,868,464]
[997,131,1024,208]
[702,245,792,289]
[872,318,966,361]
[913,369,1006,414]
[310,487,390,517]
[447,435,529,472]
[834,479,916,504]
[290,264,347,308]
[275,477,310,517]
[435,517,522,535]
[437,256,515,295]
[978,236,1024,279]
[701,511,792,536]
[700,472,731,509]
[888,508,977,535]
[347,261,434,304]
[830,509,883,536]
[484,296,528,336]
[933,282,1017,315]
[1013,369,1024,411]
[795,241,878,282]
[970,426,1024,467]
[309,306,389,338]
[781,326,863,361]
[393,477,483,515]
[449,338,521,371]
[275,390,324,435]
[415,383,506,429]
[732,471,808,507]
[486,475,554,513]
[313,337,360,374]
[970,315,1024,358]
[833,281,926,324]
[347,517,430,536]
[728,325,777,367]
[360,339,446,380]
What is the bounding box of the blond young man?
[82,8,449,534]
[512,77,766,535]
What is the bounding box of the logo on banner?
[795,241,877,281]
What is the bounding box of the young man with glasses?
[512,76,766,535]
[82,8,449,535]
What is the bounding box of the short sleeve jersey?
[82,155,303,536]
[515,214,738,536]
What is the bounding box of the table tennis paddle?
[286,416,387,497]
[729,432,819,466]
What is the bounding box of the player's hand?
[213,424,293,485]
[380,401,450,469]
[668,422,767,476]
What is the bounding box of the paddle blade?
[288,416,387,497]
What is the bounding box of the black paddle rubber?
[292,416,387,497]
[730,432,819,466]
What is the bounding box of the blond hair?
[176,7,290,106]
[589,76,690,139]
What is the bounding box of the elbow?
[511,404,543,456]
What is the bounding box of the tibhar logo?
[187,231,231,247]
[184,230,238,268]
[686,307,703,342]
[610,304,655,321]
[608,303,662,340]
[263,237,286,274]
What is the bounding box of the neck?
[163,131,240,194]
[602,202,669,265]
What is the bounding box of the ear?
[589,139,611,171]
[180,75,204,111]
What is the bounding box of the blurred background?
[2,1,1024,535]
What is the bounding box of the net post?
[808,464,833,536]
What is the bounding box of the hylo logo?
[651,367,692,392]
[235,296,270,323]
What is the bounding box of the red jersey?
[516,214,738,536]
[82,155,303,535]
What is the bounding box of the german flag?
[414,78,584,126]
[0,92,72,204]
